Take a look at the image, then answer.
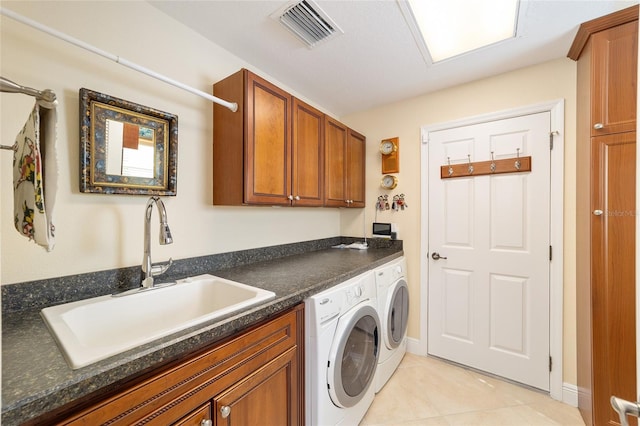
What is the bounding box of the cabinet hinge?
[549,130,559,150]
[549,245,552,261]
[549,356,553,372]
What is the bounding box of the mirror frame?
[79,88,178,195]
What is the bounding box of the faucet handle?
[150,258,173,276]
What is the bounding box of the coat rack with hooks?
[441,149,532,179]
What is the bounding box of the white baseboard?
[406,337,423,355]
[562,383,579,407]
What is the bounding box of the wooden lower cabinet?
[214,348,298,425]
[52,304,304,426]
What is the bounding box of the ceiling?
[150,0,638,117]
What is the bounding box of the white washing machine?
[305,271,381,426]
[374,256,409,393]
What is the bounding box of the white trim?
[419,99,565,401]
[563,383,579,407]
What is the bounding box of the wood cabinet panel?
[245,71,292,205]
[292,98,324,206]
[347,128,366,208]
[214,348,298,426]
[591,20,638,136]
[324,117,366,208]
[324,116,348,207]
[591,132,637,426]
[55,305,304,426]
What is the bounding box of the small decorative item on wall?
[381,174,398,189]
[380,137,399,174]
[79,88,178,195]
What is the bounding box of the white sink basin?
[41,274,276,369]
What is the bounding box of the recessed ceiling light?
[403,0,520,63]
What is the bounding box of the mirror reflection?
[105,119,155,178]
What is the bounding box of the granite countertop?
[2,244,402,425]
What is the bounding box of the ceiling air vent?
[272,0,343,48]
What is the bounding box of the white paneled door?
[427,112,551,391]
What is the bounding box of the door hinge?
[549,356,553,372]
[549,130,559,150]
[549,245,552,261]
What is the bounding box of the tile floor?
[361,353,585,425]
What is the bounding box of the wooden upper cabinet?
[214,68,364,208]
[246,72,292,205]
[324,116,348,207]
[346,128,366,208]
[324,117,366,208]
[590,20,638,135]
[213,69,292,206]
[569,6,638,136]
[292,98,324,206]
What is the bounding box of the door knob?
[611,396,640,426]
[431,252,447,260]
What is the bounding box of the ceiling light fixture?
[402,0,520,63]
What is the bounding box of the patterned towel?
[13,102,57,251]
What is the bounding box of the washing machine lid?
[386,279,409,349]
[327,303,380,408]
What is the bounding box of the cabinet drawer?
[174,403,212,426]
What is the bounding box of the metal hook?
[515,148,521,171]
[490,151,496,173]
[447,156,453,176]
[467,154,474,174]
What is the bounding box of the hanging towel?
[13,101,57,251]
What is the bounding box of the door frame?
[418,99,565,402]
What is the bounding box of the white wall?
[341,58,578,385]
[0,1,341,285]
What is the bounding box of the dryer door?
[386,278,409,349]
[327,303,380,408]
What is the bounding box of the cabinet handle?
[220,405,231,419]
[201,420,213,426]
[594,122,604,129]
[288,195,294,201]
[593,209,604,216]
[294,195,300,201]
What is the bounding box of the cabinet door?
[292,98,324,206]
[214,348,300,426]
[591,131,637,426]
[324,116,348,207]
[591,20,638,136]
[245,71,292,205]
[346,128,366,208]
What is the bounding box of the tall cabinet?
[569,6,638,426]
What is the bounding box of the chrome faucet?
[141,196,173,288]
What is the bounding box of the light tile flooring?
[361,353,585,425]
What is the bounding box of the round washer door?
[327,303,380,408]
[385,279,409,349]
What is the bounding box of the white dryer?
[374,256,409,393]
[305,271,380,426]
